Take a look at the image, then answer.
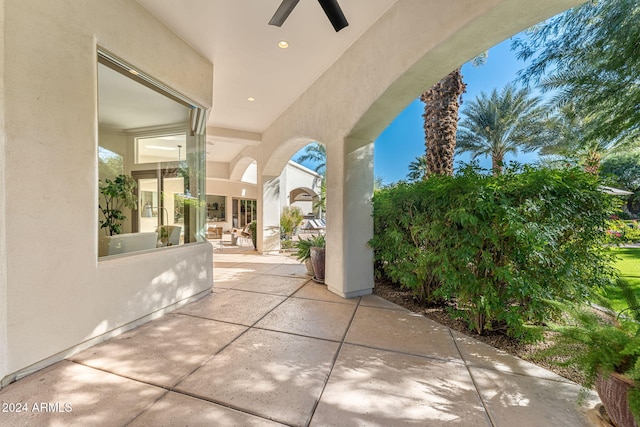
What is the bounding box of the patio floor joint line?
[171,285,299,390]
[304,296,363,427]
[449,328,496,427]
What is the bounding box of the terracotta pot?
[310,247,325,282]
[595,371,638,427]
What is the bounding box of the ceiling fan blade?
[318,0,349,32]
[269,0,300,27]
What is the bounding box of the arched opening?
[258,140,326,253]
[289,187,319,215]
[205,154,259,235]
[213,0,585,289]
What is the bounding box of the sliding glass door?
[133,171,186,233]
[232,198,257,228]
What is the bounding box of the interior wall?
[206,178,258,231]
[1,0,213,383]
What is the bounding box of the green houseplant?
[280,206,304,240]
[99,174,137,236]
[309,234,326,283]
[295,236,315,276]
[249,220,257,249]
[295,234,325,276]
[547,279,640,427]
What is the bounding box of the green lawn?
[604,247,640,313]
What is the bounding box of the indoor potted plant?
[309,234,326,283]
[547,279,639,427]
[249,220,258,249]
[99,174,137,236]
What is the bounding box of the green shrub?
[605,219,640,244]
[543,279,640,423]
[280,206,304,240]
[249,221,257,249]
[370,165,617,340]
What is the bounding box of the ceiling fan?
[269,0,349,32]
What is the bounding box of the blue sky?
[294,34,540,183]
[374,35,541,184]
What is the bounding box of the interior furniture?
[207,226,224,250]
[98,232,159,257]
[156,225,181,247]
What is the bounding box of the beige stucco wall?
[0,0,8,381]
[1,0,213,384]
[281,162,322,215]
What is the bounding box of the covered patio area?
[0,249,598,426]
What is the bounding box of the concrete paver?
[452,330,576,383]
[311,344,490,427]
[346,306,462,361]
[177,289,287,326]
[0,361,165,426]
[293,282,359,305]
[175,329,340,426]
[129,391,287,427]
[470,366,600,427]
[0,247,599,426]
[71,314,247,388]
[255,298,357,341]
[232,274,308,296]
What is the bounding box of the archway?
[256,0,584,295]
[257,138,325,253]
[289,187,319,216]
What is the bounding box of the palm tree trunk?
[584,150,601,175]
[420,68,466,176]
[491,155,503,175]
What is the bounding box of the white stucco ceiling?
[98,63,189,130]
[136,0,398,135]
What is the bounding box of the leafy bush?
[280,206,304,240]
[370,165,617,340]
[543,279,640,423]
[605,219,640,244]
[281,239,295,249]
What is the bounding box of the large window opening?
[97,50,207,257]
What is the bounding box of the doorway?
[133,169,185,233]
[232,198,257,228]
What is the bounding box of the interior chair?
[156,225,182,247]
[208,226,224,250]
[238,224,252,247]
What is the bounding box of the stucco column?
[258,175,281,253]
[325,137,374,298]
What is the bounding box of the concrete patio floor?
[0,246,599,426]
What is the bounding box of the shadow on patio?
[0,249,599,426]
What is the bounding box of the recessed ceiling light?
[278,40,289,49]
[129,69,140,76]
[247,97,256,102]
